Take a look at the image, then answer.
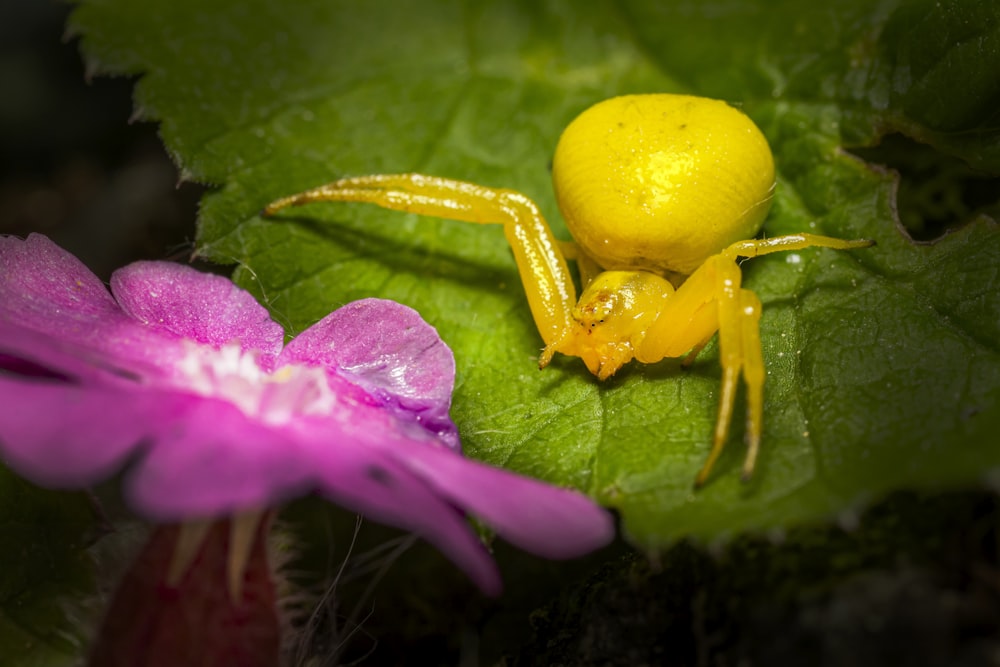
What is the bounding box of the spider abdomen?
[552,94,776,276]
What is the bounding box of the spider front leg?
[264,174,578,350]
[723,233,875,261]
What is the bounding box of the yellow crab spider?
[264,94,873,486]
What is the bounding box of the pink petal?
[0,234,123,338]
[300,426,502,594]
[0,319,184,485]
[0,378,183,487]
[281,298,459,449]
[378,441,615,559]
[111,262,285,361]
[0,235,196,374]
[125,396,313,518]
[125,401,501,593]
[0,319,170,386]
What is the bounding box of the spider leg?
[737,289,763,481]
[639,254,762,486]
[707,232,874,481]
[685,233,872,485]
[691,255,755,487]
[264,174,577,351]
[724,232,874,260]
[680,336,713,368]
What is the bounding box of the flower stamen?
[175,341,336,425]
[228,509,265,602]
[167,519,213,587]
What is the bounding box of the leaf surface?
[0,468,96,665]
[66,0,1000,551]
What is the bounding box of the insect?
[264,94,873,486]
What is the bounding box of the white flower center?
[175,341,338,425]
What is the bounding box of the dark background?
[0,0,202,279]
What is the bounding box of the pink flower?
[0,234,613,594]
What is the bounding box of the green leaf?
[68,0,1000,551]
[0,467,96,665]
